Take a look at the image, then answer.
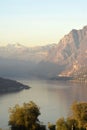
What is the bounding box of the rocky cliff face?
[46,26,87,77]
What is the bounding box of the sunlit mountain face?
[0,26,87,79]
[45,26,87,79]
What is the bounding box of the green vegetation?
[9,101,41,130]
[56,117,78,130]
[56,102,87,130]
[8,101,87,130]
[72,102,87,129]
[48,122,55,130]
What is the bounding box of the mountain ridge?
[47,25,87,80]
[36,25,87,79]
[0,25,87,79]
[0,43,56,63]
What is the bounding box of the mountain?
[46,26,87,79]
[47,26,87,64]
[73,66,87,82]
[0,43,56,63]
[36,25,87,79]
[0,26,87,79]
[0,77,29,93]
[0,43,57,78]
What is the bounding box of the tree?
[56,118,68,130]
[48,122,55,130]
[71,102,87,129]
[66,117,78,130]
[9,101,40,130]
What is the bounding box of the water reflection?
[0,79,87,128]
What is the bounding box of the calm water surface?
[0,79,87,129]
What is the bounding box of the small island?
[0,77,30,93]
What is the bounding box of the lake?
[0,79,87,129]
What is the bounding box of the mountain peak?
[14,43,22,47]
[47,25,87,63]
[7,43,25,49]
[83,25,87,30]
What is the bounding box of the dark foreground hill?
[0,77,29,93]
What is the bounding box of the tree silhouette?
[9,101,40,130]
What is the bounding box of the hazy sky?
[0,0,87,47]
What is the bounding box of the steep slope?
[46,26,87,78]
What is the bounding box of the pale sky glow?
[0,0,87,47]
